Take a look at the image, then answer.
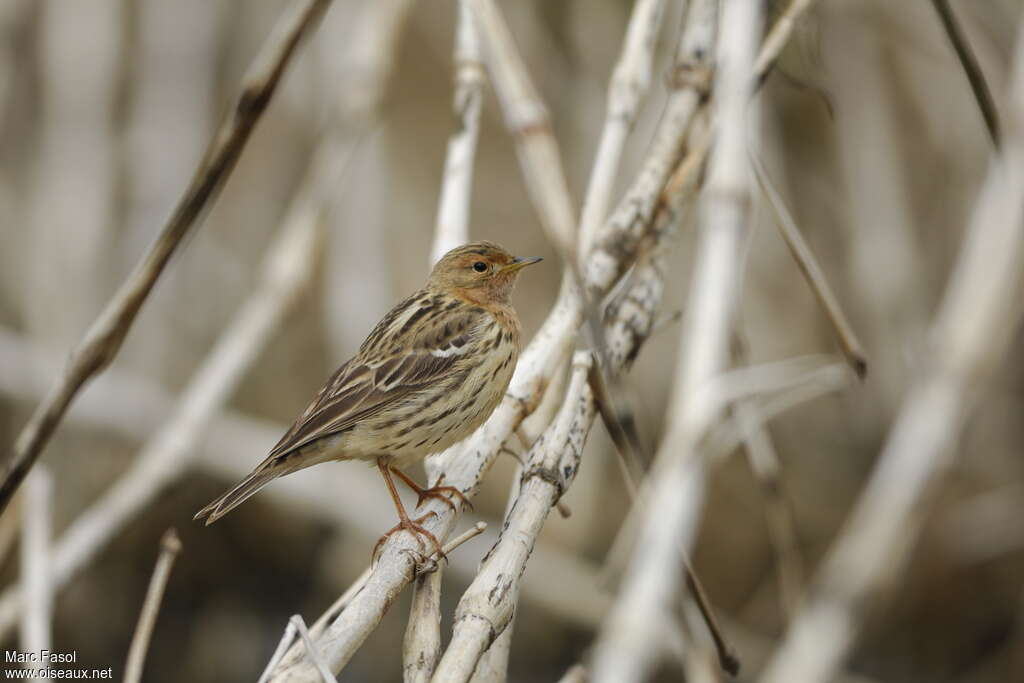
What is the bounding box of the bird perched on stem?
[195,242,541,557]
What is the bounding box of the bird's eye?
[472,261,488,273]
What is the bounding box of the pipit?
[195,242,541,557]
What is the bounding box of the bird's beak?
[503,256,543,273]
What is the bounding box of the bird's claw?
[371,511,445,565]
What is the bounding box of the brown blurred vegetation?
[1,0,1023,681]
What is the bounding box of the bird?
[194,241,541,557]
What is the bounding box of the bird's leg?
[389,466,473,513]
[374,460,444,561]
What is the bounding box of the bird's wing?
[264,293,488,461]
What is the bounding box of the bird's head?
[428,241,542,305]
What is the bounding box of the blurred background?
[1,0,1024,681]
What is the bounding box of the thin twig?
[124,529,183,683]
[930,0,1000,145]
[260,620,299,683]
[751,152,868,378]
[685,563,740,676]
[0,0,331,514]
[292,616,338,683]
[759,18,1024,683]
[754,0,819,86]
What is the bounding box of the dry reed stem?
[590,0,763,680]
[431,0,486,264]
[19,467,52,674]
[578,0,667,257]
[0,192,323,638]
[586,0,717,298]
[404,568,444,683]
[929,0,1000,145]
[0,0,330,514]
[758,19,1024,683]
[291,616,337,683]
[123,529,182,683]
[751,153,868,377]
[431,352,595,682]
[465,434,539,682]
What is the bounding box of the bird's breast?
[351,318,519,466]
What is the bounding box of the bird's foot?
[388,467,473,513]
[414,474,473,513]
[372,511,444,564]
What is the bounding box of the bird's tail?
[193,467,280,526]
